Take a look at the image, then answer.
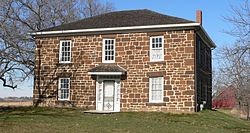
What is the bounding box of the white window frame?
[58,78,70,101]
[102,39,115,63]
[59,40,72,63]
[150,36,164,62]
[149,77,164,103]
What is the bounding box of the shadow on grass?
[0,106,82,119]
[0,106,33,112]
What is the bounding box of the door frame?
[96,76,121,112]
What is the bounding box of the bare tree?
[215,0,250,120]
[224,0,250,58]
[218,44,250,119]
[78,0,114,18]
[0,0,114,89]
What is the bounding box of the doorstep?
[84,110,117,114]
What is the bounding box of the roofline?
[31,22,216,48]
[32,23,200,35]
[199,26,216,48]
[198,25,216,50]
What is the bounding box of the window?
[102,39,115,63]
[59,40,71,63]
[58,78,70,100]
[150,36,164,62]
[149,77,164,103]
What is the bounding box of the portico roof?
[88,64,126,75]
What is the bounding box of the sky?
[0,0,244,97]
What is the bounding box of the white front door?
[103,81,115,111]
[96,77,120,112]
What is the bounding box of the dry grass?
[218,108,249,120]
[0,108,250,133]
[0,101,33,107]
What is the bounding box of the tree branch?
[0,77,17,89]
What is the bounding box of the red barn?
[212,86,236,109]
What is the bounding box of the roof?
[33,9,216,48]
[40,9,194,32]
[88,64,126,75]
[213,86,236,100]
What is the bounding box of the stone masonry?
[34,29,196,112]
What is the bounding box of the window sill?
[102,61,115,64]
[146,102,166,106]
[147,61,165,64]
[58,99,70,101]
[56,63,73,66]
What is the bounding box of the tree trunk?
[247,103,250,120]
[34,48,42,107]
[238,101,242,114]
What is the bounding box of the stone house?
[32,9,215,112]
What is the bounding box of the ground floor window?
[149,77,164,103]
[58,78,70,100]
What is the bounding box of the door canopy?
[88,64,127,75]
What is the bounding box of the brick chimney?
[196,10,202,25]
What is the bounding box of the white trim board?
[32,23,200,35]
[31,23,216,48]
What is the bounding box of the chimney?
[196,10,202,25]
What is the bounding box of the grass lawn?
[0,107,250,133]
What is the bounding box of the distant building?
[212,86,236,109]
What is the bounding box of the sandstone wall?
[34,29,196,112]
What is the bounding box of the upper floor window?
[58,78,70,101]
[150,36,164,62]
[102,39,115,63]
[149,77,164,103]
[59,40,71,63]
